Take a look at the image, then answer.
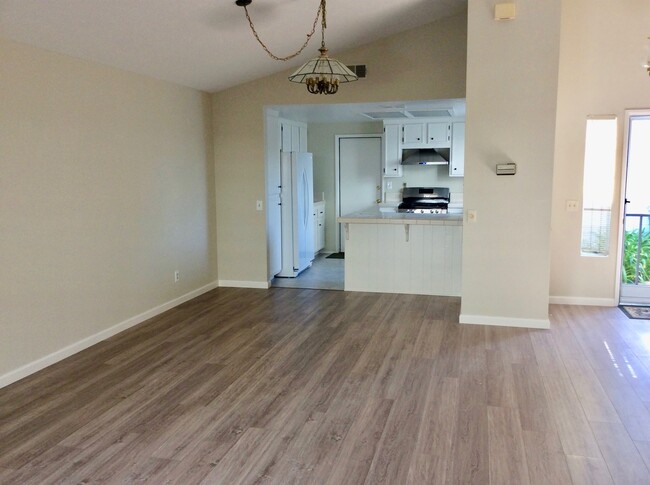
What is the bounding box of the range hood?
[401,148,450,166]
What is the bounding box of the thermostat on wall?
[496,162,516,175]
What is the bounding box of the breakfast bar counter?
[338,207,463,296]
[338,207,463,225]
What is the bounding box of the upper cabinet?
[383,124,402,177]
[383,118,464,177]
[401,123,425,147]
[427,122,451,148]
[400,122,451,149]
[449,122,465,177]
[280,119,308,152]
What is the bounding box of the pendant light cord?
[241,0,327,61]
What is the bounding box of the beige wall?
[550,0,650,304]
[213,13,468,283]
[308,122,382,252]
[461,0,561,327]
[0,38,216,382]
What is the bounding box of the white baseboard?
[0,280,219,389]
[218,280,270,289]
[549,296,617,307]
[459,314,550,329]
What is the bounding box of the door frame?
[334,134,383,252]
[615,109,650,304]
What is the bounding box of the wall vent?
[346,65,367,78]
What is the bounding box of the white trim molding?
[0,280,219,389]
[218,280,270,289]
[459,314,550,329]
[549,296,617,307]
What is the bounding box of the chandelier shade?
[288,48,358,95]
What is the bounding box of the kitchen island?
[338,207,463,296]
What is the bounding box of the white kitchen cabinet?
[395,121,452,149]
[280,119,308,152]
[383,118,462,177]
[383,124,402,177]
[313,200,325,256]
[401,123,425,147]
[299,126,307,152]
[291,125,301,152]
[281,123,291,152]
[427,122,451,148]
[449,122,465,177]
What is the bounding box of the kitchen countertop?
[338,206,463,226]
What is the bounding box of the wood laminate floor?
[2,288,650,484]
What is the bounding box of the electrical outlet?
[256,200,263,211]
[566,200,579,212]
[174,270,180,283]
[467,209,478,223]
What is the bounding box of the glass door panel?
[620,114,650,305]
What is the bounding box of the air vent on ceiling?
[346,65,367,78]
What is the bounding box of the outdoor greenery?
[622,227,650,284]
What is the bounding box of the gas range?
[397,187,450,214]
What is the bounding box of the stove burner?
[398,207,448,214]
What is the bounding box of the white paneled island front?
[338,208,463,296]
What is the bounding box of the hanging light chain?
[320,0,327,48]
[241,0,327,62]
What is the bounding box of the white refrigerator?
[277,152,314,278]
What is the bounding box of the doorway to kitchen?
[619,110,650,305]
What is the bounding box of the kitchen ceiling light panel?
[361,111,409,120]
[407,109,452,118]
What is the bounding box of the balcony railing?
[623,213,650,285]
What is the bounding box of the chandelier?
[235,0,358,94]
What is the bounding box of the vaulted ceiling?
[0,0,467,92]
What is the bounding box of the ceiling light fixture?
[235,0,358,94]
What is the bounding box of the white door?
[338,136,382,251]
[620,112,650,304]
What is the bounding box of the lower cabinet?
[313,201,325,256]
[343,222,462,296]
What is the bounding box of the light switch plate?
[468,209,478,223]
[495,3,516,20]
[256,200,263,211]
